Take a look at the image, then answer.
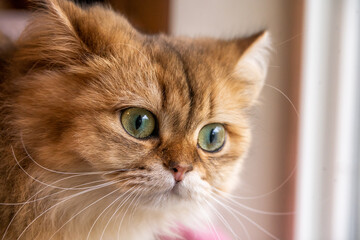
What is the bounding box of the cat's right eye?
[120,107,156,139]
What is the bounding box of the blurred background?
[1,0,359,239]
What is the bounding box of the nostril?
[170,165,192,182]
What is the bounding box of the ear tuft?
[236,31,271,80]
[234,31,272,103]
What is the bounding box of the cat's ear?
[16,0,134,71]
[231,31,271,105]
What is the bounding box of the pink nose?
[171,165,192,182]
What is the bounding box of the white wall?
[171,0,300,239]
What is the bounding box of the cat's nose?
[171,164,193,182]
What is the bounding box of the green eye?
[121,108,156,139]
[198,123,226,152]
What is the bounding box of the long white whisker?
[20,135,133,175]
[48,187,122,239]
[196,201,221,240]
[208,194,279,240]
[99,196,125,240]
[264,84,299,117]
[1,174,84,240]
[209,193,250,240]
[6,156,27,180]
[116,187,141,240]
[204,198,240,240]
[100,188,142,240]
[211,158,296,200]
[11,146,120,191]
[211,188,294,215]
[86,186,136,240]
[275,33,302,48]
[15,179,121,240]
[0,178,109,206]
[126,189,144,228]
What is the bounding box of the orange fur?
[0,0,270,239]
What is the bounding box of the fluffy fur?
[0,0,271,239]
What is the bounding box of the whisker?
[126,189,144,228]
[0,178,109,206]
[86,186,136,240]
[48,187,122,240]
[208,194,280,240]
[264,84,299,117]
[196,201,221,240]
[116,187,141,240]
[99,195,125,240]
[203,198,240,240]
[20,135,134,175]
[11,146,123,191]
[1,174,85,240]
[6,156,27,180]
[15,179,122,240]
[275,33,302,48]
[224,165,296,200]
[211,188,294,215]
[100,188,143,240]
[209,193,250,240]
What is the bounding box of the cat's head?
[8,0,270,209]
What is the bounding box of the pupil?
[209,128,216,143]
[135,115,143,130]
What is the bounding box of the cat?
[0,0,271,239]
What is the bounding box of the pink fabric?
[160,225,230,240]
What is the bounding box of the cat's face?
[10,0,270,209]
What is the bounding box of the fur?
[0,0,271,239]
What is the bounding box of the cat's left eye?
[198,123,226,152]
[121,107,156,139]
